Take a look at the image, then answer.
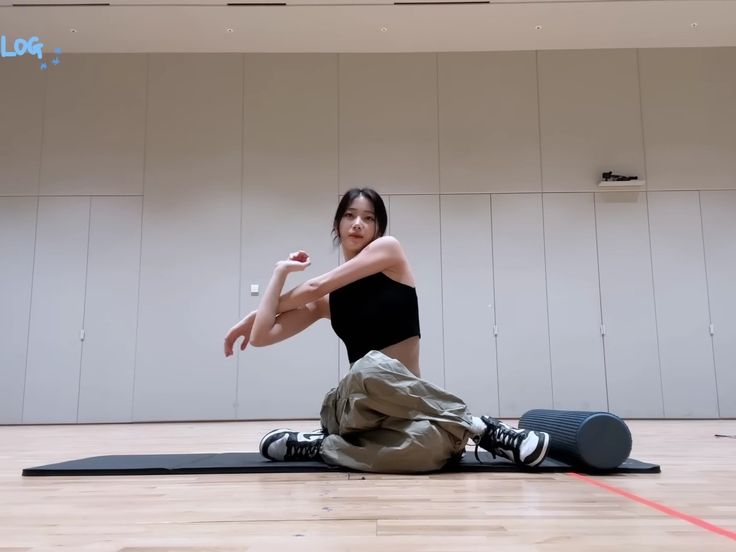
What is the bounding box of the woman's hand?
[224,312,256,357]
[276,250,311,273]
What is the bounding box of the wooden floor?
[1,419,735,551]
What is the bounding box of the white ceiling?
[1,0,736,53]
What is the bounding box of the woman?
[224,188,549,473]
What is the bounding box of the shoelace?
[474,424,524,463]
[473,439,485,463]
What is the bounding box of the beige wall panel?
[40,54,146,195]
[238,54,339,419]
[0,61,44,195]
[492,193,553,417]
[543,193,607,411]
[438,52,541,193]
[441,194,498,415]
[538,50,645,192]
[700,191,736,417]
[648,191,718,417]
[640,47,736,191]
[0,197,37,423]
[134,54,242,421]
[339,54,439,195]
[23,197,89,424]
[78,197,142,423]
[595,191,663,418]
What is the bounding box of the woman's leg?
[317,351,473,472]
[261,350,549,470]
[320,419,461,473]
[322,351,474,439]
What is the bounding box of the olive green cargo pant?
[319,350,475,473]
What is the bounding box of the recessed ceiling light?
[535,25,543,30]
[70,28,78,33]
[691,22,698,29]
[226,27,234,33]
[380,26,388,32]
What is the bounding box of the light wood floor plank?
[2,420,735,550]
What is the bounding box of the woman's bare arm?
[248,252,329,347]
[276,236,405,313]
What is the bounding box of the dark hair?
[332,188,388,246]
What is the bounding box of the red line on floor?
[567,472,736,541]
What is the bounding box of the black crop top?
[329,272,421,363]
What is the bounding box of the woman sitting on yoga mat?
[224,188,550,473]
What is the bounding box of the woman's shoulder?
[366,235,404,254]
[366,236,414,287]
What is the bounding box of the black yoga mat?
[23,451,660,476]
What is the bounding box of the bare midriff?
[379,336,421,378]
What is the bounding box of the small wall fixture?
[598,171,644,188]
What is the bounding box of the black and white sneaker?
[475,416,550,467]
[259,429,325,462]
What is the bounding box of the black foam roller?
[518,409,632,471]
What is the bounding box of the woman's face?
[339,195,378,257]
